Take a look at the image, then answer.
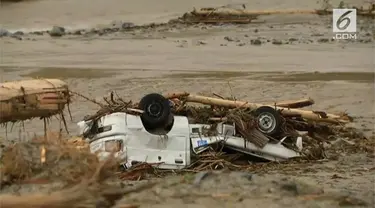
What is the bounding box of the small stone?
[224,36,234,42]
[196,40,207,45]
[289,38,298,42]
[364,32,371,37]
[361,39,372,43]
[338,196,368,206]
[0,28,11,37]
[11,35,22,40]
[13,31,24,36]
[237,43,245,46]
[95,197,110,208]
[317,38,329,43]
[250,39,262,45]
[110,20,122,28]
[311,33,324,37]
[272,40,283,45]
[73,30,83,35]
[229,171,253,181]
[122,22,135,29]
[49,26,65,37]
[254,29,259,33]
[281,179,324,196]
[32,31,44,35]
[193,171,212,186]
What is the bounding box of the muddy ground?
[1,153,374,207]
[1,0,375,207]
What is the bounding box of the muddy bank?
[0,0,372,29]
[1,12,374,45]
[1,153,374,208]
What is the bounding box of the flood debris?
[0,79,72,133]
[0,90,373,207]
[0,150,154,208]
[72,90,372,178]
[0,132,99,186]
[178,3,375,24]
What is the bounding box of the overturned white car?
[77,93,302,170]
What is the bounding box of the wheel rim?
[257,112,276,133]
[147,102,162,117]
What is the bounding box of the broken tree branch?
[192,8,375,17]
[267,98,315,108]
[183,94,351,124]
[167,92,314,108]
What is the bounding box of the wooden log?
[187,18,253,24]
[165,92,314,108]
[193,8,375,17]
[0,79,70,124]
[267,98,315,108]
[184,94,351,124]
[194,9,318,16]
[163,92,189,99]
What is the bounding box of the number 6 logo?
[332,9,357,33]
[336,10,352,30]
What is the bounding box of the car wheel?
[138,93,171,129]
[254,106,282,137]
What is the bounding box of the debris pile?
[0,132,99,186]
[176,4,375,24]
[0,90,373,208]
[0,153,153,208]
[0,91,372,184]
[80,91,372,167]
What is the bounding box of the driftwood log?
[192,7,375,17]
[265,98,314,108]
[0,79,71,124]
[181,94,351,124]
[164,92,314,109]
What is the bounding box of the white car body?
[77,112,302,170]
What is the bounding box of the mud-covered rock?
[13,31,24,36]
[49,26,66,37]
[318,38,330,43]
[272,39,283,45]
[0,28,11,37]
[122,22,135,29]
[281,178,324,196]
[10,35,22,40]
[251,39,262,45]
[31,31,44,35]
[224,36,235,42]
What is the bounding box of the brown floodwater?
[0,0,374,138]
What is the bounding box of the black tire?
[138,93,171,129]
[253,106,282,137]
